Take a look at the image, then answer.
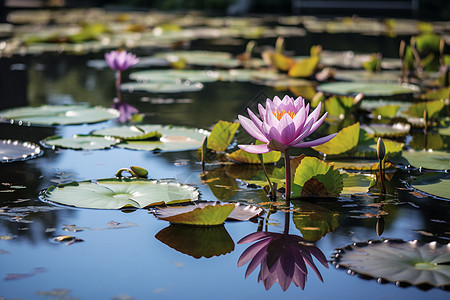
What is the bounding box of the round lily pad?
[332,239,450,289]
[317,82,419,97]
[129,70,220,83]
[361,123,411,138]
[333,70,401,82]
[42,135,121,150]
[93,124,209,152]
[0,105,120,126]
[1,139,43,163]
[155,50,241,68]
[41,178,199,209]
[121,82,204,93]
[400,150,450,170]
[410,172,450,200]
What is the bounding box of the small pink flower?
[238,95,336,154]
[238,231,329,291]
[105,50,139,71]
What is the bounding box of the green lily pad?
[324,95,358,118]
[292,201,340,241]
[317,82,419,97]
[154,201,236,226]
[207,121,240,152]
[291,156,343,198]
[333,70,401,82]
[93,125,208,152]
[361,123,411,138]
[42,135,121,150]
[313,122,360,155]
[411,172,450,200]
[403,99,445,119]
[332,239,450,289]
[129,70,220,83]
[341,172,375,194]
[398,150,450,170]
[227,148,281,164]
[155,50,240,68]
[1,139,43,163]
[371,104,401,118]
[0,105,120,126]
[121,82,204,93]
[155,224,234,258]
[42,178,199,209]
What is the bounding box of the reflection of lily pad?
[292,201,340,241]
[42,178,199,209]
[94,125,208,152]
[317,82,419,97]
[121,82,204,93]
[332,239,450,289]
[1,140,43,163]
[410,172,450,200]
[0,105,120,126]
[155,224,235,258]
[42,135,121,150]
[154,201,235,226]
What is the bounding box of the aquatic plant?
[238,95,336,203]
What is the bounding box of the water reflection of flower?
[111,97,139,123]
[237,231,329,291]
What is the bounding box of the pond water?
[1,11,449,300]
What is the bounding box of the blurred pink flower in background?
[105,50,139,71]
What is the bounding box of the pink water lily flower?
[105,50,139,71]
[238,95,336,154]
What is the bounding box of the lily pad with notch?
[1,139,43,163]
[41,178,199,209]
[0,105,120,126]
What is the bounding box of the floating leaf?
[227,203,264,221]
[0,140,43,163]
[121,82,204,93]
[317,82,419,97]
[341,172,375,194]
[332,239,450,289]
[272,52,296,71]
[42,135,121,150]
[361,123,411,138]
[291,156,343,198]
[42,178,199,209]
[288,56,319,78]
[155,224,234,258]
[313,122,360,155]
[331,160,394,171]
[324,95,357,118]
[334,70,400,82]
[155,50,240,68]
[0,105,120,126]
[206,121,240,152]
[403,99,445,119]
[154,201,235,226]
[292,201,340,241]
[94,125,208,152]
[371,105,401,118]
[129,70,220,83]
[398,150,450,170]
[410,172,450,200]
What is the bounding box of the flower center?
[273,109,296,120]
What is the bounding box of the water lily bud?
[130,166,148,178]
[377,138,386,161]
[376,216,385,236]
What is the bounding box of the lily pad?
[154,201,235,226]
[332,239,450,289]
[291,156,343,198]
[341,172,375,194]
[410,172,450,200]
[93,125,208,152]
[227,148,281,164]
[313,122,360,155]
[0,105,120,126]
[333,70,401,82]
[317,82,419,97]
[1,139,43,163]
[121,82,204,93]
[155,50,241,68]
[398,150,450,170]
[207,121,240,152]
[361,123,411,138]
[42,135,121,150]
[129,70,220,83]
[42,178,199,209]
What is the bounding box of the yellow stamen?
[273,109,296,120]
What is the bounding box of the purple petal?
[238,144,271,154]
[237,231,272,244]
[289,117,314,145]
[306,102,322,124]
[308,112,328,134]
[238,115,268,143]
[238,238,270,267]
[293,264,306,289]
[277,113,296,145]
[292,133,337,148]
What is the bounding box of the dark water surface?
[0,29,449,300]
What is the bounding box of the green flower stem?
[284,148,291,207]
